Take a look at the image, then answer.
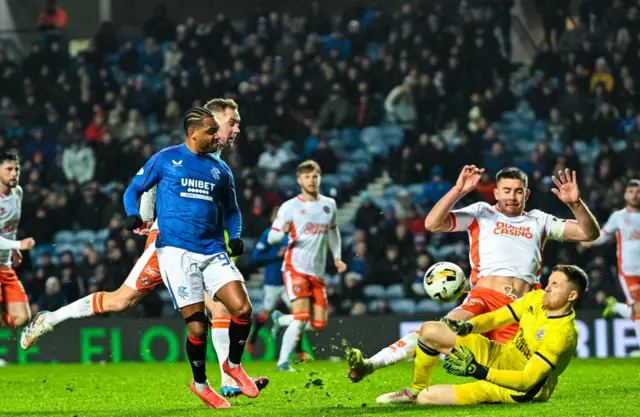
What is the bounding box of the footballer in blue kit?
[123,107,258,408]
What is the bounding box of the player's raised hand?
[551,169,580,205]
[20,238,35,250]
[282,221,293,235]
[334,258,347,273]
[455,165,485,195]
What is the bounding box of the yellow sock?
[410,341,440,393]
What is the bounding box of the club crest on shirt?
[211,167,221,180]
[323,205,330,213]
[536,329,545,340]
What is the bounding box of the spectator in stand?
[62,139,96,184]
[257,142,289,172]
[37,0,67,33]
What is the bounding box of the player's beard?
[497,200,524,216]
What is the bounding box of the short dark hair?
[496,167,528,189]
[627,179,640,189]
[0,152,19,165]
[297,160,322,176]
[183,107,215,134]
[553,264,589,297]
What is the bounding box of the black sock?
[186,334,208,383]
[228,316,252,365]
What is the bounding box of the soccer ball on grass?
[423,262,466,303]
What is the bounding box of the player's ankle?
[226,359,240,369]
[194,380,210,393]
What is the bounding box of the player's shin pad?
[411,341,440,392]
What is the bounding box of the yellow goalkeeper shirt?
[468,290,578,402]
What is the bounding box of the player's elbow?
[424,217,446,233]
[586,229,600,242]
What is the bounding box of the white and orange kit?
[268,195,341,308]
[0,186,28,313]
[598,208,640,304]
[447,201,566,342]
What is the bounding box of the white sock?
[635,320,640,351]
[195,380,210,393]
[369,331,419,370]
[45,294,96,327]
[211,327,234,386]
[278,314,293,327]
[613,303,632,318]
[278,320,304,365]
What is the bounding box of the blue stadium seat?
[390,299,416,314]
[95,228,110,242]
[363,284,385,299]
[416,299,441,313]
[75,230,96,243]
[53,230,74,246]
[368,300,381,313]
[385,284,405,299]
[383,184,405,199]
[360,126,382,146]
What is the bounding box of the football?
[423,261,466,303]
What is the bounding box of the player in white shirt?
[583,179,640,357]
[348,165,600,403]
[267,160,347,371]
[0,152,36,329]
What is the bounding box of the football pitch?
[1,359,639,416]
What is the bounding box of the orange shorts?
[283,268,327,308]
[123,230,163,292]
[618,275,640,304]
[0,267,28,304]
[458,286,519,344]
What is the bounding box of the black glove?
[444,346,489,380]
[441,317,474,336]
[123,215,143,231]
[227,238,245,257]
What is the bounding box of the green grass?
[1,359,639,416]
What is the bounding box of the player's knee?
[185,311,209,340]
[419,321,447,347]
[293,310,311,331]
[232,302,252,320]
[310,319,327,331]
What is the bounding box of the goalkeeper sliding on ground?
[349,264,587,405]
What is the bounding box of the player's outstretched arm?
[424,165,484,232]
[0,235,35,251]
[461,300,522,335]
[550,169,600,242]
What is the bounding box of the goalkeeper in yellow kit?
[411,264,587,406]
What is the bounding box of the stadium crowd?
[0,1,637,318]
